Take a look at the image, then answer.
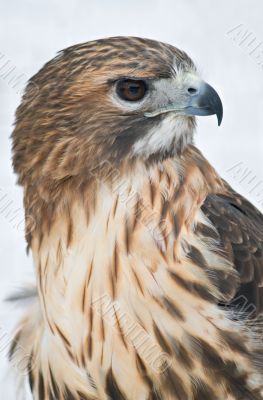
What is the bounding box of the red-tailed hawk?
[10,37,263,399]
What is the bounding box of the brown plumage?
[10,37,263,399]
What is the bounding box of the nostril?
[188,87,198,95]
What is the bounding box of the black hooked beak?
[184,81,223,126]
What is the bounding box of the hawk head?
[13,36,222,187]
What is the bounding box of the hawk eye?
[116,79,147,102]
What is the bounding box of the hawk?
[10,37,263,400]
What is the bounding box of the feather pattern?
[10,147,263,399]
[9,36,263,399]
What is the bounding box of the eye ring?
[116,79,148,102]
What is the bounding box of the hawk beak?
[183,81,223,126]
[144,78,223,126]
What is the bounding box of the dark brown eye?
[116,79,147,102]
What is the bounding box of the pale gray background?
[0,0,262,397]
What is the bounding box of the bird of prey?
[10,37,263,400]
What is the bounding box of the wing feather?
[201,184,263,315]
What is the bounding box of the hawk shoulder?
[201,184,263,315]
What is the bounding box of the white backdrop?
[0,0,263,397]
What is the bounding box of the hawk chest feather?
[13,152,263,399]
